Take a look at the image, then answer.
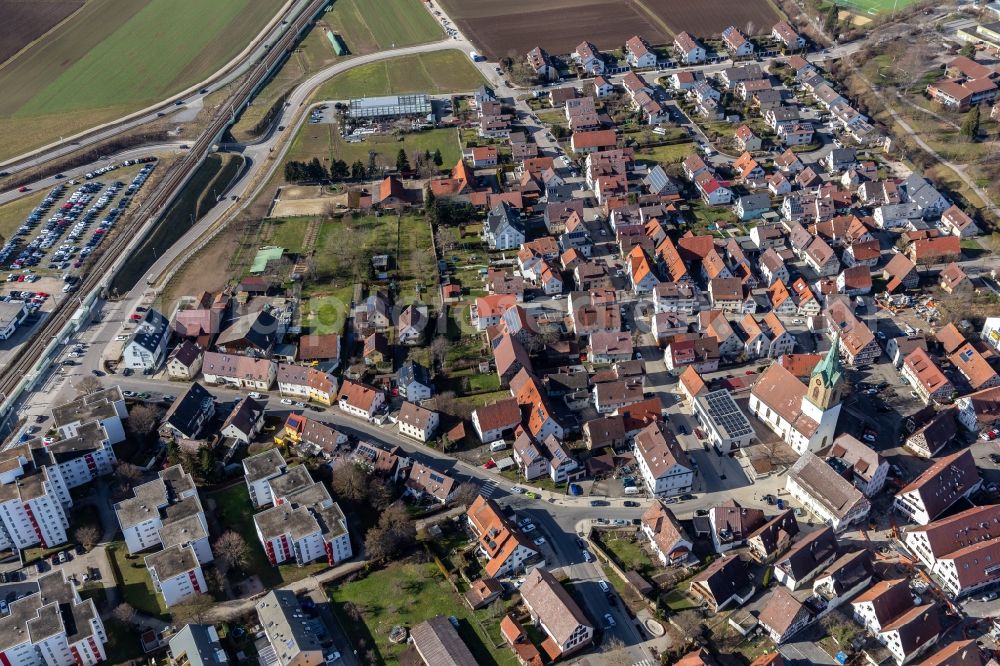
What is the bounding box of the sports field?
[833,0,919,14]
[323,0,444,54]
[314,50,486,100]
[286,123,462,175]
[0,0,286,161]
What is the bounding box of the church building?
[748,334,844,454]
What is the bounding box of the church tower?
[801,333,844,451]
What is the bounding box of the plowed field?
[439,0,781,59]
[0,1,84,63]
[643,0,780,38]
[438,0,671,59]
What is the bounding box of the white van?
[489,440,508,452]
[624,486,640,496]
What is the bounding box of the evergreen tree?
[960,105,981,141]
[351,160,365,180]
[166,440,181,466]
[396,148,410,172]
[331,159,349,180]
[197,447,217,484]
[824,4,839,36]
[308,157,327,181]
[433,148,443,166]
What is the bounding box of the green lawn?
[329,562,517,665]
[323,0,443,54]
[600,533,656,577]
[107,543,169,618]
[633,141,696,165]
[208,483,327,588]
[0,0,286,160]
[0,191,45,245]
[314,50,486,100]
[269,217,313,254]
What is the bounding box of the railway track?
[0,0,329,404]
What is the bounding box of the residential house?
[787,452,871,530]
[484,202,525,250]
[122,309,170,371]
[201,352,276,391]
[397,401,439,442]
[398,360,434,402]
[336,379,385,420]
[626,35,657,68]
[773,526,838,590]
[759,588,813,644]
[902,349,954,404]
[894,448,981,525]
[467,496,539,578]
[824,434,889,497]
[747,510,799,564]
[722,26,754,57]
[276,364,338,405]
[520,568,594,658]
[472,399,522,443]
[690,555,756,611]
[405,462,456,504]
[633,421,693,497]
[166,340,204,380]
[674,32,707,63]
[904,504,1000,599]
[641,502,693,565]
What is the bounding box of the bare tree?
[366,478,394,511]
[671,609,704,638]
[126,404,158,436]
[75,376,102,396]
[112,602,135,625]
[170,594,215,625]
[115,462,143,493]
[332,462,368,502]
[213,530,250,572]
[74,525,100,550]
[430,336,449,372]
[602,636,630,666]
[452,482,479,507]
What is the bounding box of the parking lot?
[0,159,156,282]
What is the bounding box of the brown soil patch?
[160,228,241,314]
[0,0,84,64]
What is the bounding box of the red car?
[483,459,496,469]
[17,186,28,193]
[130,313,142,321]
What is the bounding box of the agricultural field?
[438,0,669,59]
[0,0,84,63]
[314,50,486,100]
[439,0,782,57]
[0,0,286,161]
[323,0,444,55]
[642,0,781,37]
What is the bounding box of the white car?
[598,580,610,593]
[583,550,594,562]
[522,524,536,533]
[533,537,546,546]
[511,485,525,494]
[281,399,293,405]
[604,613,616,628]
[294,402,306,408]
[248,392,263,399]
